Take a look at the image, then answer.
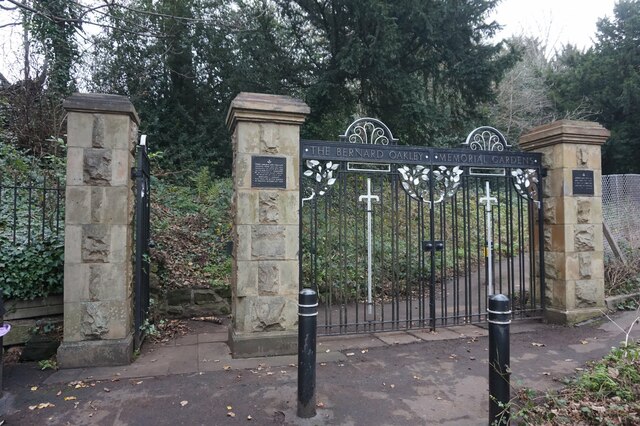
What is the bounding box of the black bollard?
[297,288,318,418]
[488,294,511,425]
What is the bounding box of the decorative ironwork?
[397,165,463,205]
[339,117,399,145]
[300,121,546,336]
[512,168,540,207]
[463,126,511,151]
[302,159,340,204]
[432,166,464,203]
[398,165,430,200]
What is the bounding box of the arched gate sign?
[300,119,545,335]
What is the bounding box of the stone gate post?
[226,93,309,357]
[520,120,609,324]
[57,94,139,367]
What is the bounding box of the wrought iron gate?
[133,136,151,349]
[300,119,545,335]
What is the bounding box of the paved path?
[1,310,639,425]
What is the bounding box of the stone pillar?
[57,94,139,367]
[226,92,309,357]
[520,120,609,324]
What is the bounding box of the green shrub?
[0,235,64,300]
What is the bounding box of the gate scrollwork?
[462,126,511,152]
[339,117,399,145]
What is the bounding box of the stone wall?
[520,120,609,324]
[226,93,309,357]
[57,94,139,367]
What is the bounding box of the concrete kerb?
[42,320,546,386]
[605,292,640,311]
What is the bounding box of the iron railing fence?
[0,175,65,246]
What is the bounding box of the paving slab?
[373,331,422,345]
[408,328,463,341]
[450,324,489,337]
[173,334,199,346]
[198,331,228,343]
[318,335,386,351]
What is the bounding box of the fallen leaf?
[436,397,442,400]
[361,349,368,353]
[30,386,38,391]
[64,396,77,401]
[56,391,62,396]
[346,352,355,356]
[319,362,326,366]
[580,340,589,345]
[390,384,395,389]
[316,402,325,408]
[542,372,550,376]
[134,381,143,385]
[227,412,236,418]
[29,402,55,410]
[226,405,233,410]
[325,349,330,353]
[531,342,545,347]
[103,388,110,393]
[247,415,252,420]
[180,401,188,407]
[223,366,232,371]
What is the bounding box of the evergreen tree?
[276,0,517,144]
[550,0,640,173]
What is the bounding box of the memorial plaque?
[572,170,594,195]
[251,156,286,188]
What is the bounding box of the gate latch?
[423,241,444,252]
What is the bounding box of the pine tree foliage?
[549,0,640,173]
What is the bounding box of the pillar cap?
[520,120,609,151]
[63,93,139,125]
[226,92,310,133]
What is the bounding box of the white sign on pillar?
[359,178,379,316]
[479,181,498,296]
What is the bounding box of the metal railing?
[0,175,65,245]
[602,174,640,260]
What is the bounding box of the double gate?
[300,119,545,335]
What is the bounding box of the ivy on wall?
[0,235,64,300]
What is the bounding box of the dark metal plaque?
[572,170,594,195]
[251,156,286,188]
[301,140,541,168]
